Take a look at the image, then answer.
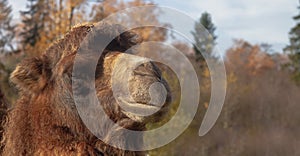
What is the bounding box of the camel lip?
[117,97,162,116]
[118,97,161,109]
[132,70,159,78]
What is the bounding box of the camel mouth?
[111,53,170,121]
[117,97,162,117]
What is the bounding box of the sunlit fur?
[1,23,171,156]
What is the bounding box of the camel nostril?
[149,82,167,107]
[133,62,160,78]
[111,53,170,118]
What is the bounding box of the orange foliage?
[226,40,275,75]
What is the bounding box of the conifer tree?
[285,3,300,83]
[20,0,49,52]
[191,12,217,63]
[0,0,15,53]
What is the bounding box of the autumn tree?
[0,0,15,53]
[226,40,275,76]
[90,0,169,42]
[20,0,89,56]
[0,0,18,104]
[191,12,217,63]
[19,0,50,55]
[64,0,89,29]
[149,39,300,155]
[19,0,167,56]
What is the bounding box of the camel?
[1,23,171,156]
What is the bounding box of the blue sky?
[9,0,299,52]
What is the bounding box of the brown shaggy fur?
[0,89,7,151]
[1,23,171,156]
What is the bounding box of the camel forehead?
[60,52,153,81]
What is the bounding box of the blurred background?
[0,0,300,155]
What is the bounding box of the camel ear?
[10,57,51,93]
